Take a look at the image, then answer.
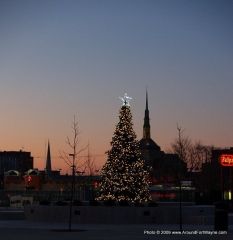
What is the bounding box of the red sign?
[93,181,99,189]
[152,192,176,200]
[220,154,233,167]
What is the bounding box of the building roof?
[139,138,161,152]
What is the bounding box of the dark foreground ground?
[0,220,232,240]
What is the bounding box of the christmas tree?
[97,94,151,203]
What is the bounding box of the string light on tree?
[97,93,151,203]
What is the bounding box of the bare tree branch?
[172,125,213,172]
[59,114,87,231]
[60,115,87,173]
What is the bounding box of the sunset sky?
[0,0,232,174]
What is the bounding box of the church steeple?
[143,90,151,139]
[45,141,52,173]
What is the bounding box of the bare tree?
[171,125,214,231]
[79,143,99,201]
[172,125,213,172]
[82,143,98,176]
[60,115,86,231]
[172,125,192,166]
[61,116,87,170]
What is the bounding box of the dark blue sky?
[0,0,232,171]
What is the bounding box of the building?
[0,151,33,174]
[41,141,60,177]
[0,150,33,188]
[139,92,188,201]
[3,169,99,203]
[1,142,99,205]
[196,147,233,204]
[45,141,52,174]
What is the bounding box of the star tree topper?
[119,93,132,106]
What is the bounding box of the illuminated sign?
[220,154,233,167]
[152,192,176,200]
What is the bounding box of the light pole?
[179,179,183,231]
[68,153,75,232]
[178,158,183,231]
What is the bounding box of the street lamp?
[68,153,75,232]
[179,180,183,231]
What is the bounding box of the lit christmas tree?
[97,94,151,203]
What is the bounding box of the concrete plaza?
[0,220,232,240]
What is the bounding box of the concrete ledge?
[24,205,215,225]
[0,210,25,220]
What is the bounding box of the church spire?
[45,140,52,173]
[146,89,149,110]
[143,90,151,139]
